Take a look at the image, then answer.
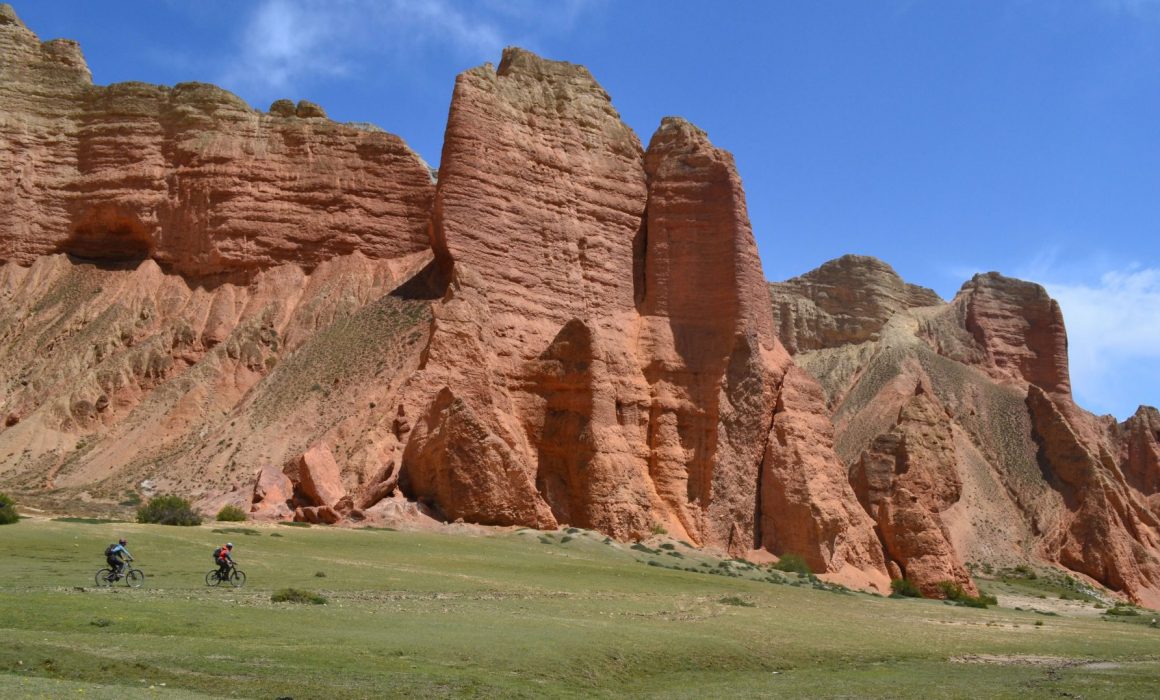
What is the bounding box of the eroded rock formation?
[775,258,1160,606]
[0,6,434,277]
[2,5,1158,605]
[400,50,885,579]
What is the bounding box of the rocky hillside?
[772,256,1160,605]
[1,5,1157,605]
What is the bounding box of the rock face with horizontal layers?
[400,48,886,581]
[770,255,942,354]
[951,273,1071,395]
[0,5,434,277]
[774,257,1160,606]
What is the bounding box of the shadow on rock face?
[390,258,452,301]
[60,205,154,265]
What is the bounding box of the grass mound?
[271,588,328,605]
[212,527,261,536]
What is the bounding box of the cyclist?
[104,538,133,580]
[213,542,234,580]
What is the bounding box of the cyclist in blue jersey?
[104,538,133,580]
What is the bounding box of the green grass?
[1,520,1158,699]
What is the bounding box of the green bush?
[0,492,18,524]
[771,553,812,575]
[890,578,922,598]
[937,580,996,608]
[1011,564,1037,580]
[271,588,327,605]
[215,505,247,522]
[136,494,203,526]
[1105,604,1140,617]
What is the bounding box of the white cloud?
[219,0,598,99]
[1042,267,1160,418]
[221,0,346,94]
[1100,0,1160,20]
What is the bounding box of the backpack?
[213,547,223,559]
[104,543,117,556]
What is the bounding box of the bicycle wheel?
[125,569,145,588]
[206,570,221,587]
[95,569,113,587]
[228,569,246,588]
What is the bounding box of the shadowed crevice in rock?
[390,258,453,301]
[58,205,155,263]
[528,319,597,526]
[632,217,648,310]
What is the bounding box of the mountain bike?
[95,564,145,588]
[206,561,246,588]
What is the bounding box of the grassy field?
[1,519,1158,699]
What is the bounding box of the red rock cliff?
[773,255,1160,605]
[0,6,434,277]
[399,49,886,582]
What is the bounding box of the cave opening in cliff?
[60,207,154,265]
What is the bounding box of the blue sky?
[11,1,1159,419]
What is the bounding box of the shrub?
[719,596,756,607]
[136,494,202,526]
[890,578,923,598]
[771,553,812,575]
[271,588,327,605]
[215,505,247,522]
[649,523,668,536]
[0,492,18,525]
[1012,564,1036,580]
[1105,604,1140,617]
[937,580,996,608]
